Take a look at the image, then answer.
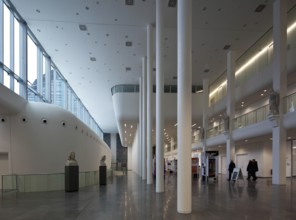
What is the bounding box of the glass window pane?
[4,4,11,68]
[27,36,37,85]
[14,18,20,76]
[4,71,10,88]
[54,73,65,108]
[42,56,47,99]
[14,79,20,94]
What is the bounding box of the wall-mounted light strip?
[209,20,296,98]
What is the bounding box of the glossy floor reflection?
[1,172,296,220]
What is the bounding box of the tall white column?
[138,77,142,177]
[201,79,209,179]
[272,0,287,185]
[177,0,192,214]
[142,57,147,180]
[226,51,236,169]
[156,0,164,193]
[147,24,153,185]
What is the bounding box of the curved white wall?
[0,101,111,175]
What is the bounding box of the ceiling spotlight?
[125,0,134,5]
[255,4,266,13]
[223,44,231,50]
[168,0,177,7]
[125,41,132,47]
[79,24,87,31]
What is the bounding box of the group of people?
[228,159,258,181]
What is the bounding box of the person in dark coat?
[247,160,252,180]
[247,159,258,181]
[228,160,236,181]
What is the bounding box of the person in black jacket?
[247,159,258,181]
[228,160,236,181]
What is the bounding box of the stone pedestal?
[65,166,79,192]
[100,166,107,185]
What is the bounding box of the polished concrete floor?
[0,172,296,220]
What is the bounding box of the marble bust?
[65,151,78,166]
[100,155,106,166]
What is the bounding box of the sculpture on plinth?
[100,155,106,166]
[65,151,78,166]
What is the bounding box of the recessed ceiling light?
[79,24,87,31]
[223,45,231,50]
[125,0,134,6]
[255,4,266,13]
[168,0,177,7]
[126,41,132,47]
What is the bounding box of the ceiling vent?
[125,0,134,6]
[90,57,96,61]
[168,0,177,7]
[79,24,87,31]
[255,4,266,13]
[126,41,132,47]
[223,44,231,50]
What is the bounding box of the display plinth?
[100,166,107,185]
[65,166,79,192]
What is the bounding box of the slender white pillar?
[156,0,164,193]
[139,77,143,177]
[142,57,147,180]
[272,0,287,185]
[177,0,192,214]
[226,51,236,168]
[201,79,209,179]
[147,24,153,185]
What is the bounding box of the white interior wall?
[0,102,112,177]
[110,133,117,163]
[262,142,273,177]
[293,140,296,176]
[128,146,132,171]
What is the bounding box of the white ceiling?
[9,0,296,134]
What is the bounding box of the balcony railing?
[233,104,269,129]
[283,91,296,113]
